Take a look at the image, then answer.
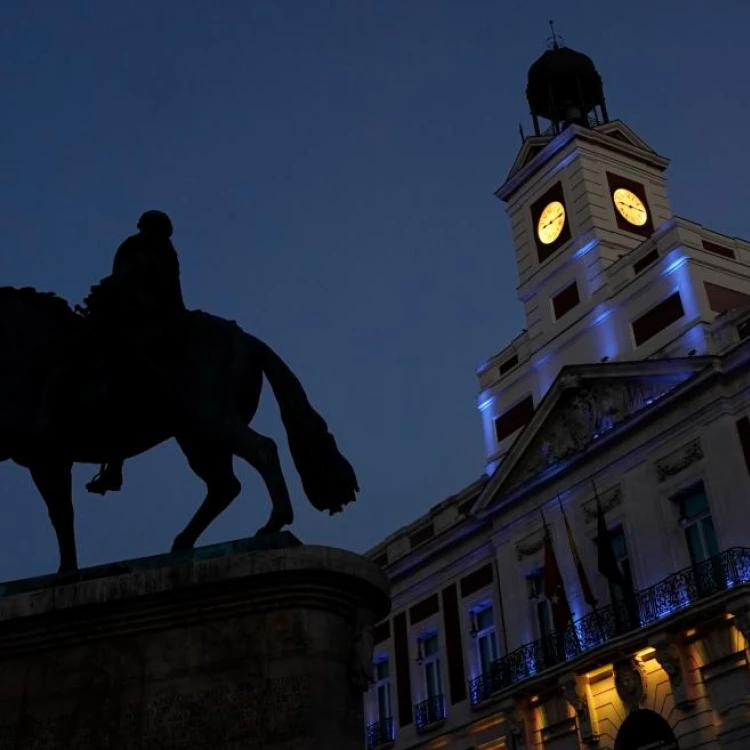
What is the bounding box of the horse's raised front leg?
[230,425,294,536]
[171,443,241,552]
[29,461,77,573]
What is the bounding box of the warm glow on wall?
[468,713,504,735]
[477,740,507,750]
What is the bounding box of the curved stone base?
[0,534,390,749]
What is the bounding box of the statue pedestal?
[0,533,390,749]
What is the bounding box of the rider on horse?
[80,209,186,494]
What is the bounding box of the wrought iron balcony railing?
[366,717,394,749]
[470,547,750,705]
[414,694,446,733]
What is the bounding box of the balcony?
[414,694,446,733]
[470,547,750,705]
[366,717,394,749]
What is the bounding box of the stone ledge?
[0,537,391,749]
[0,535,390,656]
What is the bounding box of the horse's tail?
[253,336,359,515]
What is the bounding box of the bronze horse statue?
[0,287,358,574]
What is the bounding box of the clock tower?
[477,35,750,473]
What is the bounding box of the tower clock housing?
[477,38,750,473]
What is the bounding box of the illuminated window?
[677,484,719,565]
[470,605,498,676]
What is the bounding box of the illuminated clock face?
[537,201,566,245]
[613,188,648,226]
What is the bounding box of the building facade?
[364,40,750,750]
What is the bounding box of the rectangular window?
[420,634,443,699]
[495,395,534,442]
[632,292,685,346]
[678,484,719,565]
[633,248,658,274]
[460,564,493,598]
[704,282,750,314]
[499,354,519,376]
[552,281,580,319]
[471,605,499,677]
[702,240,736,260]
[373,658,393,723]
[607,526,634,607]
[527,571,552,639]
[409,523,435,549]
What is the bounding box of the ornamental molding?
[582,486,622,524]
[516,528,545,562]
[656,439,703,482]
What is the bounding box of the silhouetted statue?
[78,210,186,495]
[2,212,359,574]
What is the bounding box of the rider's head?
[137,210,173,239]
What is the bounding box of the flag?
[543,516,573,631]
[559,496,598,608]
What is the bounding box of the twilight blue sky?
[1,1,749,580]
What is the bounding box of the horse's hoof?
[171,535,193,553]
[254,512,292,537]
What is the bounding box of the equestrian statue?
[0,211,359,573]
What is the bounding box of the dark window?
[460,564,494,598]
[702,240,736,260]
[677,484,719,565]
[552,281,580,319]
[632,292,684,346]
[739,318,750,341]
[410,522,434,549]
[704,282,750,314]
[499,354,519,375]
[494,395,534,442]
[374,620,391,645]
[633,249,658,274]
[737,417,750,476]
[410,594,440,625]
[607,526,634,607]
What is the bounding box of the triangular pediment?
[594,120,657,153]
[475,359,710,513]
[506,135,554,181]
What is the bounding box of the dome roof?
[526,45,605,125]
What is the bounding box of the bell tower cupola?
[526,22,609,136]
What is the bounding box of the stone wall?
[0,534,390,750]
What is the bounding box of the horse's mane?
[0,286,77,320]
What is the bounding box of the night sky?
[2,2,749,581]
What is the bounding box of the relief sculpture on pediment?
[508,378,677,489]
